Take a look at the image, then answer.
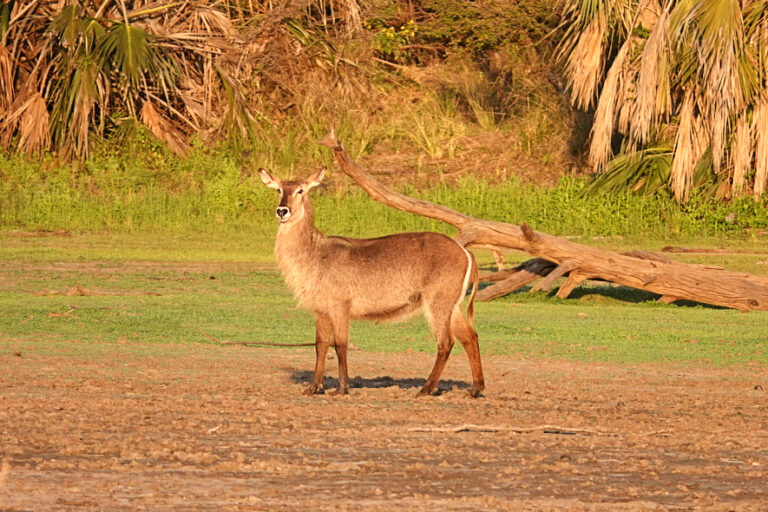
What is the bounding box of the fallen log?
[477,258,556,302]
[318,132,768,311]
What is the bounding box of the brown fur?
[260,168,484,397]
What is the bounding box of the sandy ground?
[1,342,767,511]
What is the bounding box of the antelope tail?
[466,252,479,327]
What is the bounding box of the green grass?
[2,247,767,367]
[3,148,768,245]
[0,232,276,263]
[3,145,768,366]
[481,295,768,364]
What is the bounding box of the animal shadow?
[289,370,470,394]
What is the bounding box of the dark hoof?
[303,385,324,396]
[417,387,437,397]
[468,384,485,398]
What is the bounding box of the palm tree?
[558,0,768,201]
[0,0,362,159]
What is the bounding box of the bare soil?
[1,343,767,511]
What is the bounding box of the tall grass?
[399,95,468,159]
[2,148,766,243]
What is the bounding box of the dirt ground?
[1,342,767,511]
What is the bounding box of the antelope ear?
[259,168,281,190]
[305,167,326,192]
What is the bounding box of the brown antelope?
[259,167,484,397]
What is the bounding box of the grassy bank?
[3,150,768,252]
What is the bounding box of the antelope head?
[259,168,326,224]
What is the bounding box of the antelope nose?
[275,207,290,221]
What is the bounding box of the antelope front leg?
[329,315,350,395]
[305,313,333,395]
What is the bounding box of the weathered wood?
[556,272,588,299]
[479,257,553,283]
[476,259,556,302]
[479,268,518,283]
[531,259,577,292]
[318,132,768,311]
[492,249,505,271]
[621,250,672,263]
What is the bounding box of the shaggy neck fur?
[274,200,323,302]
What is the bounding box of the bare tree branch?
[319,131,768,311]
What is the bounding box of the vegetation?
[0,0,371,157]
[3,146,768,244]
[2,258,767,365]
[0,1,570,171]
[559,0,768,201]
[2,0,768,239]
[0,0,561,157]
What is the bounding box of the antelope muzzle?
[276,206,291,222]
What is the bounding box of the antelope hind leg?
[451,309,484,398]
[418,321,454,397]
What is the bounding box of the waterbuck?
[259,167,484,397]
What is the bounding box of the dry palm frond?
[178,86,206,127]
[589,0,664,167]
[703,47,739,174]
[1,91,49,152]
[670,91,709,202]
[615,63,637,137]
[589,40,629,169]
[1,92,34,147]
[563,0,768,201]
[0,0,363,158]
[697,0,745,173]
[140,99,188,156]
[190,6,236,37]
[637,0,662,26]
[17,92,50,153]
[613,0,654,138]
[559,0,638,104]
[756,5,768,81]
[730,113,751,196]
[631,3,670,145]
[563,15,607,109]
[753,95,768,199]
[0,45,13,115]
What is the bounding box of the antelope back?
[259,167,473,324]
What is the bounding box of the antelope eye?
[296,189,304,195]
